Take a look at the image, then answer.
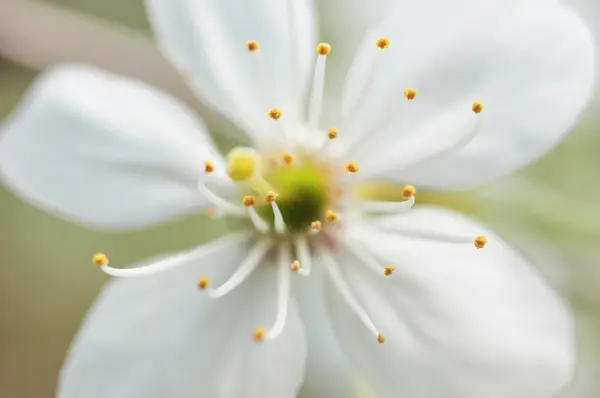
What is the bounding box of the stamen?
[247,207,270,234]
[254,327,266,342]
[204,161,215,173]
[308,42,331,128]
[328,128,338,139]
[384,265,396,276]
[268,107,283,120]
[343,240,390,276]
[271,201,286,234]
[320,249,384,343]
[205,208,217,217]
[345,162,360,173]
[325,210,339,223]
[290,260,301,272]
[311,220,322,231]
[362,224,480,245]
[282,152,295,166]
[403,88,418,100]
[197,277,210,290]
[474,235,488,249]
[246,40,260,52]
[376,37,390,49]
[265,191,278,203]
[100,233,247,277]
[472,101,484,114]
[197,177,245,216]
[242,196,256,207]
[208,239,272,299]
[360,195,415,214]
[93,253,108,266]
[260,244,292,341]
[402,185,416,199]
[294,235,312,276]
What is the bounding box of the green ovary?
[256,164,329,232]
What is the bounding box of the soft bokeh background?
[0,0,599,397]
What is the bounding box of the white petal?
[59,234,307,398]
[338,0,595,189]
[0,65,231,230]
[145,0,317,141]
[325,207,574,398]
[292,265,354,398]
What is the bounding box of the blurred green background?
[1,0,599,397]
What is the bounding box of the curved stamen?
[197,176,245,216]
[372,225,479,244]
[264,244,292,341]
[320,248,385,343]
[271,201,286,234]
[341,37,389,128]
[359,195,415,214]
[208,239,272,299]
[247,206,270,234]
[342,238,390,276]
[100,233,247,277]
[308,43,331,128]
[294,235,312,276]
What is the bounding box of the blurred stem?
[0,0,197,106]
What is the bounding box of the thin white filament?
[197,177,245,216]
[271,201,286,234]
[360,195,415,214]
[247,206,270,234]
[308,55,327,128]
[320,249,381,338]
[208,239,272,299]
[266,244,292,340]
[294,235,312,276]
[342,239,388,276]
[341,48,384,129]
[373,225,475,244]
[101,233,246,277]
[403,114,482,169]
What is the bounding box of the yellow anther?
[204,160,215,173]
[254,327,266,342]
[290,261,301,272]
[376,37,390,49]
[205,208,217,217]
[325,210,339,223]
[197,277,210,290]
[282,152,295,166]
[345,162,360,173]
[474,235,488,249]
[246,40,260,52]
[316,42,332,55]
[472,101,484,114]
[265,191,278,203]
[402,184,416,199]
[227,147,259,181]
[377,333,386,344]
[268,107,283,120]
[311,221,322,231]
[328,128,338,139]
[92,253,108,266]
[384,265,396,276]
[243,195,257,207]
[404,88,418,100]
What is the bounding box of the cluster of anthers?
[93,37,487,345]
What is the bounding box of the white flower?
[0,0,595,397]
